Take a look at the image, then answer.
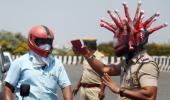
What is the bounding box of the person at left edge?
[3,25,73,100]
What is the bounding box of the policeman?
[73,38,107,100]
[72,1,167,100]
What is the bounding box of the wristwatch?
[119,88,125,97]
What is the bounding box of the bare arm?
[122,86,157,100]
[103,73,157,100]
[62,85,73,100]
[3,85,14,100]
[72,44,121,76]
[85,55,121,76]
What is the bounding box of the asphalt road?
[57,64,170,100]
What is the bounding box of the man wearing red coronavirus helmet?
[72,1,167,100]
[3,25,73,100]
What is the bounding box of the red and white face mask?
[100,1,167,57]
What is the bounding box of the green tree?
[14,42,29,55]
[0,31,29,55]
[145,43,170,56]
[98,41,170,56]
[98,41,114,56]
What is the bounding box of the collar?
[131,50,152,64]
[29,51,52,68]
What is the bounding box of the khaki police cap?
[82,37,97,43]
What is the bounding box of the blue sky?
[0,0,169,48]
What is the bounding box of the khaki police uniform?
[118,50,159,100]
[80,51,106,100]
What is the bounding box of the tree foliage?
[98,41,170,56]
[0,31,29,55]
[0,30,169,56]
[145,43,170,56]
[98,41,115,56]
[53,47,74,56]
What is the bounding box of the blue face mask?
[32,51,51,68]
[39,44,51,50]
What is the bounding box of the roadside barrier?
[56,56,170,72]
[13,55,170,72]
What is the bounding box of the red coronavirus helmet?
[100,1,167,57]
[28,25,54,58]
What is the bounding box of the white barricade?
[12,55,170,72]
[62,56,67,65]
[72,56,77,65]
[67,56,72,65]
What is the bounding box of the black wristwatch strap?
[119,88,125,97]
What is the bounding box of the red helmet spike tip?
[100,22,116,33]
[134,0,142,22]
[107,10,124,30]
[143,12,160,27]
[145,18,157,29]
[148,23,168,34]
[101,19,117,30]
[123,2,132,22]
[114,9,123,25]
